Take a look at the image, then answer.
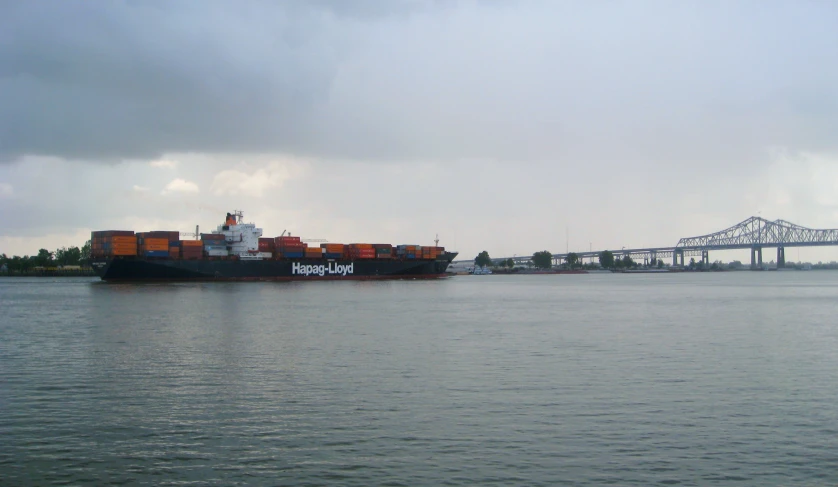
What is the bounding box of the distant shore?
[0,268,97,277]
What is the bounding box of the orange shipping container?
[110,245,138,252]
[142,246,169,252]
[181,240,203,247]
[143,238,169,247]
[111,236,137,244]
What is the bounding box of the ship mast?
[434,234,439,246]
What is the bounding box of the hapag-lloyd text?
[291,262,354,276]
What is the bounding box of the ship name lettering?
[292,262,354,276]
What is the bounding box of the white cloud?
[162,178,199,194]
[0,183,13,198]
[210,161,306,197]
[149,159,177,168]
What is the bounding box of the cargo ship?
[90,211,458,281]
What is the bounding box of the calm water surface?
[2,273,838,486]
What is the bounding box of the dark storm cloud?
[0,1,355,161]
[1,1,836,165]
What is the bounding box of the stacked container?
[420,246,439,260]
[373,244,393,259]
[169,240,181,259]
[91,231,137,257]
[396,245,420,259]
[320,243,344,259]
[137,231,178,258]
[346,244,376,259]
[304,247,323,259]
[276,236,305,258]
[258,238,275,254]
[181,240,203,260]
[202,233,228,257]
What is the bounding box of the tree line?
[474,249,656,270]
[1,241,91,273]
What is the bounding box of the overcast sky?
[2,0,837,263]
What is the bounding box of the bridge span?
[475,217,838,269]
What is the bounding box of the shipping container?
[323,252,342,259]
[281,251,304,258]
[141,245,168,250]
[144,250,169,258]
[349,243,374,250]
[276,236,301,244]
[111,236,137,244]
[92,230,135,238]
[258,238,275,251]
[181,240,203,247]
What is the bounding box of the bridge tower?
[777,247,785,268]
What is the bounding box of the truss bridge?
[489,217,838,269]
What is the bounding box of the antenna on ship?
[435,234,439,246]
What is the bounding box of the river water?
[2,272,837,486]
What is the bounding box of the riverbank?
[0,268,97,277]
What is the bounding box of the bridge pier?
[701,250,709,266]
[751,246,763,269]
[777,247,785,268]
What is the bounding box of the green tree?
[657,259,664,268]
[598,250,615,269]
[566,252,580,269]
[55,246,82,266]
[35,248,54,267]
[81,240,92,265]
[532,250,553,269]
[506,258,514,268]
[474,250,492,268]
[497,259,507,268]
[623,255,635,268]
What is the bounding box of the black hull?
[92,252,458,282]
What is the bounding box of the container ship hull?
[92,253,458,282]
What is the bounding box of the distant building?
[0,263,7,273]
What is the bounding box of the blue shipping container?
[407,254,416,259]
[324,253,342,259]
[144,250,169,257]
[283,252,304,258]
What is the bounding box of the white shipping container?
[206,249,229,256]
